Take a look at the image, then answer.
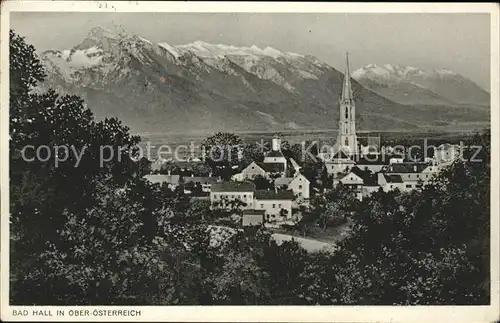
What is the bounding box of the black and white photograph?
[1,2,499,322]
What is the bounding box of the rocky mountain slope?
[352,64,490,108]
[38,27,490,134]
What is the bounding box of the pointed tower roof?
[341,52,354,102]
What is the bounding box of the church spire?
[341,52,353,103]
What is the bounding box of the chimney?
[209,172,213,177]
[413,165,417,172]
[168,170,171,176]
[191,173,194,177]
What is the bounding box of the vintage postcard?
[1,1,499,322]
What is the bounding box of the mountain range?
[352,64,490,107]
[37,27,490,134]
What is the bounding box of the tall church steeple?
[341,52,354,104]
[337,52,358,156]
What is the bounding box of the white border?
[1,2,499,322]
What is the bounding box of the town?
[143,54,462,235]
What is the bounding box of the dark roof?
[258,162,285,173]
[356,155,391,165]
[266,150,285,158]
[242,209,266,215]
[144,174,181,185]
[255,189,294,200]
[347,167,378,186]
[349,166,371,180]
[384,174,403,183]
[183,176,219,184]
[383,162,430,173]
[211,181,256,192]
[332,150,350,159]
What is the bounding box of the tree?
[202,132,243,180]
[330,132,490,304]
[9,30,174,304]
[13,180,171,305]
[240,141,265,167]
[307,184,359,230]
[250,175,274,190]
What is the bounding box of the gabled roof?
[333,150,350,159]
[266,150,285,158]
[211,181,256,193]
[242,161,266,173]
[384,174,403,183]
[255,189,294,200]
[349,167,378,186]
[340,172,363,183]
[258,162,285,173]
[289,158,301,170]
[291,172,310,184]
[144,174,181,185]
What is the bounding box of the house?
[232,160,285,181]
[210,181,255,209]
[143,174,181,190]
[335,170,364,200]
[323,149,356,176]
[183,176,220,193]
[242,209,266,227]
[262,134,287,176]
[254,189,294,221]
[274,172,310,200]
[236,161,268,180]
[377,173,407,192]
[381,162,431,182]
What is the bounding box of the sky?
[10,12,491,90]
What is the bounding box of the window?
[272,204,276,208]
[390,185,393,189]
[345,107,349,119]
[298,185,302,189]
[260,204,264,208]
[299,192,302,197]
[345,138,349,146]
[243,195,246,198]
[251,166,254,170]
[416,174,419,178]
[406,184,412,188]
[278,204,281,208]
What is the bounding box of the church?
[320,53,384,176]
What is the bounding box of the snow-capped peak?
[176,41,302,60]
[352,63,449,81]
[434,68,457,76]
